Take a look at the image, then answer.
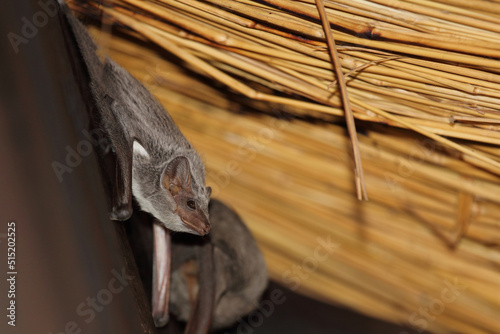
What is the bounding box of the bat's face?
[161,155,211,235]
[132,142,211,235]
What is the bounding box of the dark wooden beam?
[0,1,155,333]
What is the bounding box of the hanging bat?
[143,200,267,332]
[61,2,211,236]
[167,199,268,332]
[61,2,215,330]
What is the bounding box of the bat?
[60,2,215,330]
[126,201,267,333]
[61,2,211,236]
[167,199,268,332]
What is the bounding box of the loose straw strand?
[315,0,368,200]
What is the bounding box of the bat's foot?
[109,206,132,221]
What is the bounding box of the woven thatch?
[69,1,500,333]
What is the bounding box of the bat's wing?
[184,242,215,334]
[61,3,134,221]
[101,95,134,221]
[152,224,215,333]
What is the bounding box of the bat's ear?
[133,140,151,160]
[163,156,192,195]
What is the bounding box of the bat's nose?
[198,222,210,236]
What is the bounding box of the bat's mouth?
[181,216,210,236]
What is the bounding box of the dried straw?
[68,1,500,333]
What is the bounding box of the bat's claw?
[153,313,169,328]
[109,206,132,221]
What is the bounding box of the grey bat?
[61,2,211,236]
[166,199,268,331]
[129,201,266,332]
[61,3,214,330]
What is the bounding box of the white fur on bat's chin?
[132,141,200,234]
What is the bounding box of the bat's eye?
[186,199,196,210]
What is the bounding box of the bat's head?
[161,154,211,235]
[132,141,211,235]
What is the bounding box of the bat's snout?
[181,213,210,236]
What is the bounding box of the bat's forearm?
[152,222,172,328]
[184,242,215,334]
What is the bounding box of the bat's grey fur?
[62,3,210,234]
[170,200,268,330]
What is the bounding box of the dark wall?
[0,1,154,333]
